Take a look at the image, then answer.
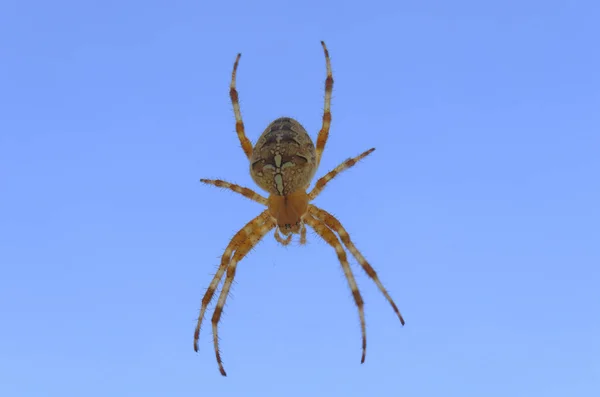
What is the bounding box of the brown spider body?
[195,42,405,377]
[251,117,317,195]
[250,117,316,234]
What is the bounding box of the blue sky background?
[1,0,599,395]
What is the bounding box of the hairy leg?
[229,53,253,159]
[193,210,271,352]
[200,179,268,205]
[304,214,368,363]
[309,205,405,325]
[315,41,333,169]
[211,217,276,376]
[309,148,375,200]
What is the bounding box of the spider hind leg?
[229,53,253,160]
[315,41,334,168]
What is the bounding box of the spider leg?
[315,41,333,169]
[274,227,292,246]
[200,179,268,205]
[193,210,270,352]
[308,205,405,326]
[211,216,276,376]
[229,53,253,160]
[308,148,375,200]
[303,214,367,363]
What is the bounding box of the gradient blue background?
[1,1,599,395]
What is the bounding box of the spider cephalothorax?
[194,42,405,376]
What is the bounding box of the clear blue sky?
[1,0,599,395]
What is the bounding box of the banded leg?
[229,53,253,159]
[309,205,405,325]
[315,41,333,169]
[304,214,367,363]
[212,216,276,376]
[309,148,375,200]
[200,179,268,205]
[274,227,292,246]
[193,210,270,352]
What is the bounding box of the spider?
[194,41,405,376]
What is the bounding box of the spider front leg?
[229,53,253,160]
[211,216,275,376]
[309,205,405,326]
[304,214,368,363]
[193,210,270,352]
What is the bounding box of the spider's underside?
[194,41,405,376]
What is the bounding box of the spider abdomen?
[250,117,317,196]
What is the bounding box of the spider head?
[279,222,301,235]
[267,190,309,235]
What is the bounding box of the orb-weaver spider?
[194,41,405,376]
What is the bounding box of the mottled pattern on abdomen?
[250,117,317,196]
